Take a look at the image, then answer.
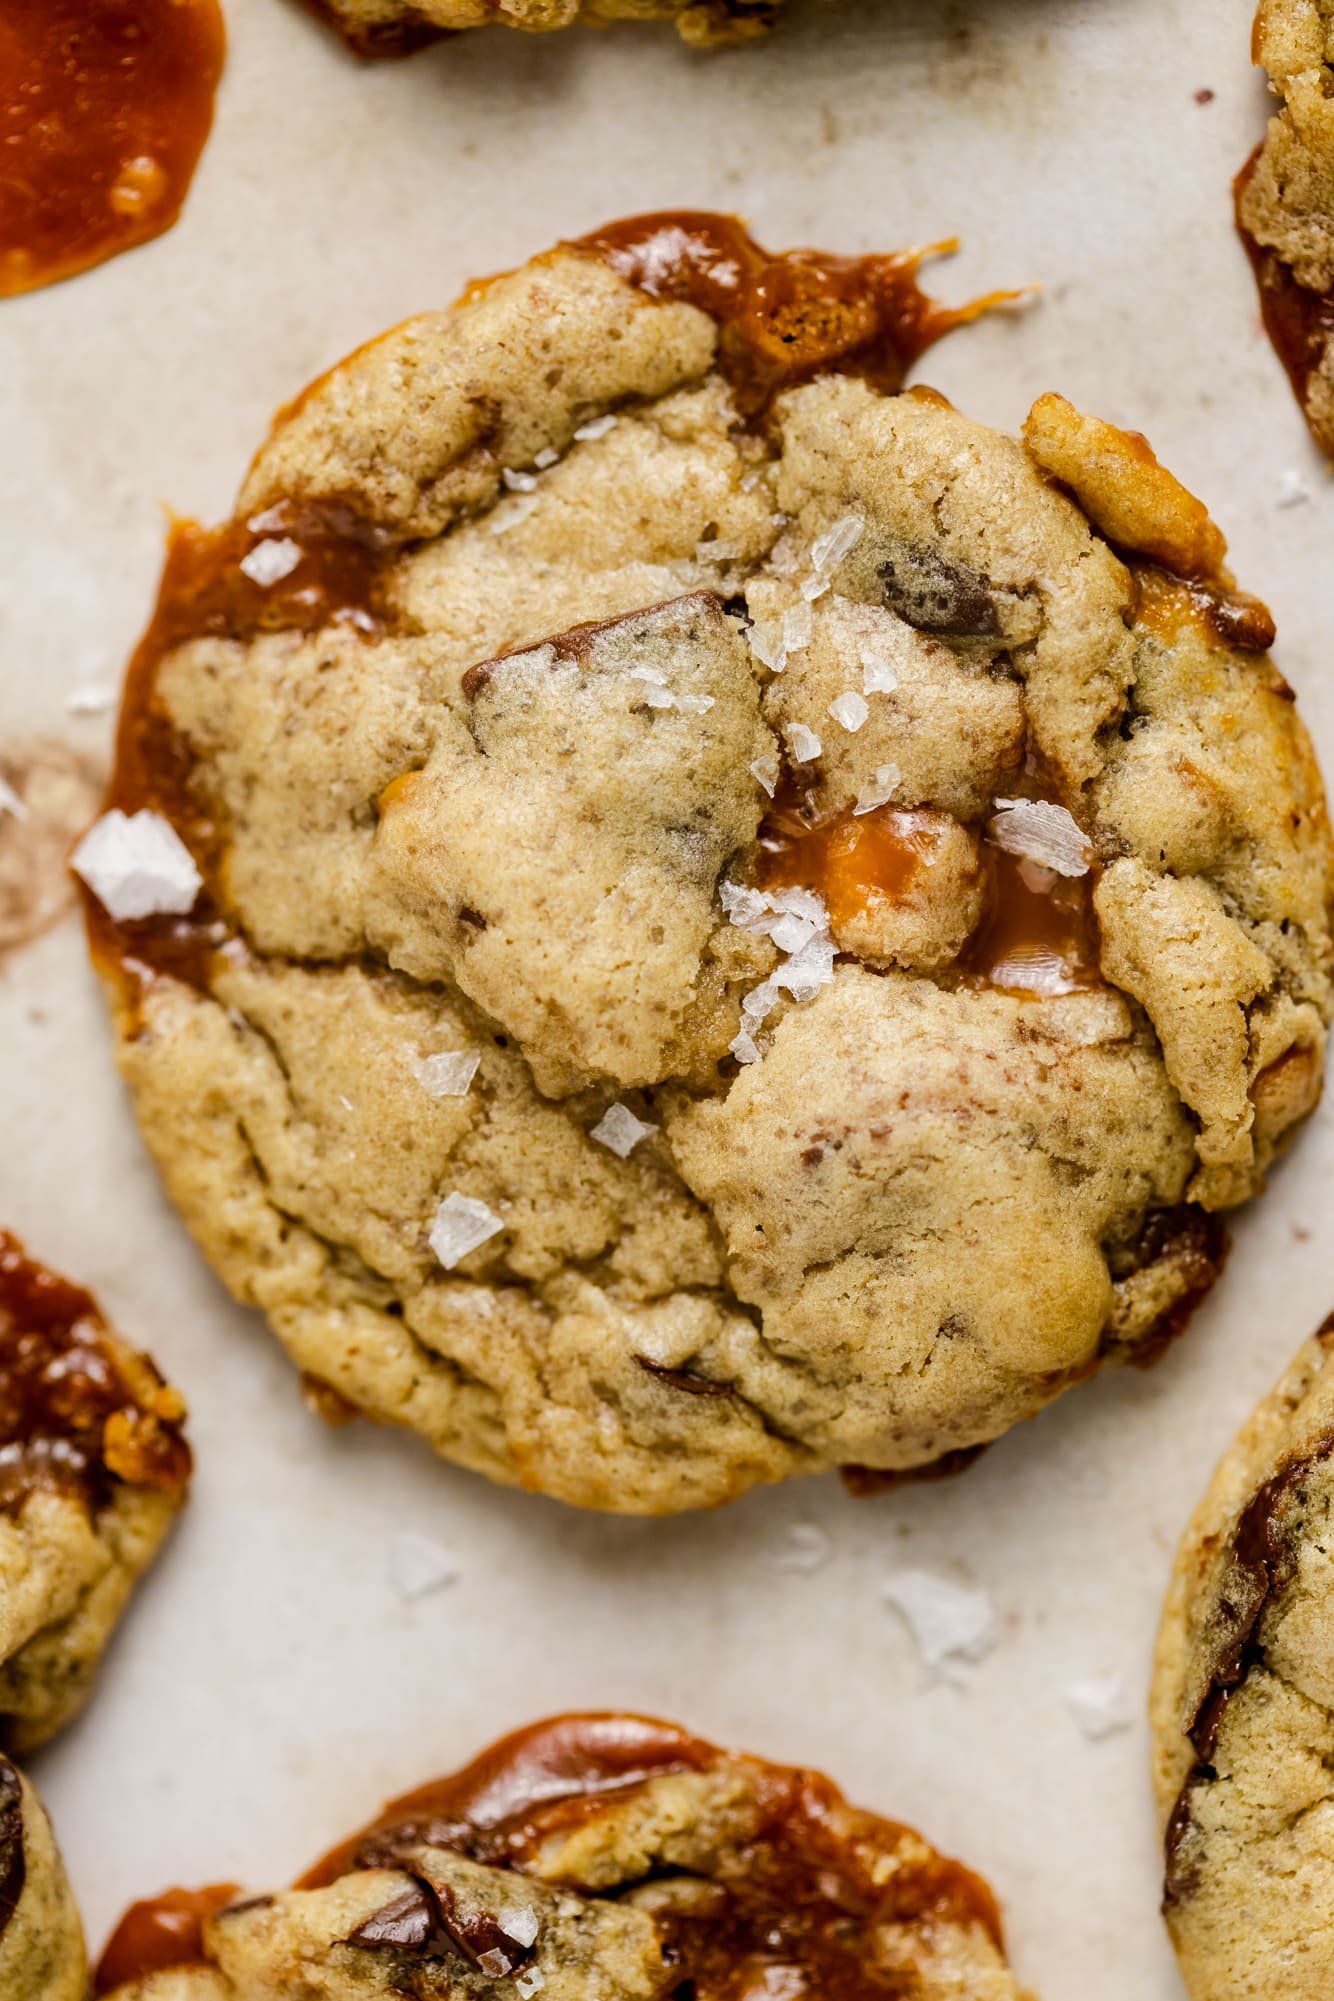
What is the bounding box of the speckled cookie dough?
[295,0,779,56]
[81,213,1333,1514]
[93,1713,1030,2000]
[0,1757,86,2001]
[1153,1320,1334,2000]
[0,1233,191,1751]
[1237,0,1334,453]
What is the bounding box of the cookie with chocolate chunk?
[297,0,778,55]
[0,1757,85,2001]
[0,1234,190,1750]
[82,212,1332,1513]
[1237,0,1334,454]
[1152,1320,1334,1999]
[94,1713,1029,1999]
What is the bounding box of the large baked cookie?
[1237,0,1334,454]
[80,213,1332,1514]
[295,0,779,56]
[0,1233,190,1750]
[1152,1322,1334,1999]
[94,1712,1028,1998]
[0,1757,85,2001]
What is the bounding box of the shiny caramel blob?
[0,0,225,298]
[94,1886,240,1995]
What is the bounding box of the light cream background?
[1,2,1331,1994]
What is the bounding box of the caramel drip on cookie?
[0,0,225,298]
[0,1232,190,1516]
[1236,149,1334,457]
[94,1885,241,1994]
[573,211,1017,418]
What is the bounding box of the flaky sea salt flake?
[784,722,822,764]
[389,1532,460,1602]
[990,797,1092,877]
[781,601,814,654]
[429,1191,504,1270]
[883,1569,997,1675]
[768,1522,832,1573]
[853,764,900,815]
[749,755,779,798]
[0,775,28,821]
[590,1102,657,1158]
[490,494,540,535]
[1277,468,1313,509]
[71,808,202,920]
[829,690,869,732]
[516,1968,546,1997]
[501,467,539,493]
[810,513,864,572]
[859,647,899,695]
[775,934,835,1001]
[800,572,831,603]
[673,692,716,715]
[574,414,617,442]
[1065,1674,1133,1741]
[412,1049,481,1098]
[65,683,116,716]
[533,447,559,470]
[239,537,302,587]
[746,621,787,674]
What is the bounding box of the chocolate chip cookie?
[0,1757,85,2001]
[93,1713,1028,1999]
[296,0,779,55]
[1153,1320,1334,1999]
[1237,0,1334,454]
[81,213,1333,1513]
[0,1233,190,1750]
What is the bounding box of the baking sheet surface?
[3,2,1332,1993]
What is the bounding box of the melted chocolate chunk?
[0,1761,24,1945]
[1119,1207,1228,1372]
[879,545,1004,638]
[840,1444,990,1497]
[0,1232,189,1517]
[634,1357,735,1399]
[349,1870,536,1973]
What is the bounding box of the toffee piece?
[0,1233,189,1750]
[1153,1319,1334,1999]
[95,1714,1028,1999]
[1236,0,1334,455]
[82,213,1331,1513]
[0,0,225,298]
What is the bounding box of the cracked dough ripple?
[85,215,1334,1513]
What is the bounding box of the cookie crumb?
[428,1191,504,1269]
[71,807,202,920]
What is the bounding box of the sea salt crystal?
[629,668,675,710]
[1277,468,1314,509]
[673,692,716,715]
[574,414,617,442]
[990,797,1092,877]
[784,722,822,764]
[800,572,831,603]
[746,621,787,675]
[490,494,540,535]
[730,1028,763,1065]
[239,537,302,587]
[505,1908,541,1950]
[590,1102,657,1157]
[749,755,779,798]
[853,764,901,815]
[781,601,814,654]
[533,447,560,470]
[478,1950,516,1978]
[696,539,740,565]
[65,683,116,716]
[768,1522,832,1573]
[412,1049,481,1098]
[719,880,773,930]
[71,808,202,920]
[516,1968,546,1997]
[0,776,28,821]
[389,1532,459,1602]
[773,933,836,1001]
[502,467,539,493]
[429,1191,503,1270]
[859,647,899,695]
[883,1570,997,1675]
[828,690,869,732]
[810,513,864,572]
[1065,1674,1133,1741]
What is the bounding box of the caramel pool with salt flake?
[0,0,225,298]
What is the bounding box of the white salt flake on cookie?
[573,414,617,442]
[859,647,899,695]
[239,536,302,586]
[990,798,1092,876]
[590,1102,657,1157]
[883,1569,997,1675]
[0,775,29,821]
[746,620,787,674]
[71,807,202,920]
[502,467,539,493]
[784,722,822,763]
[412,1049,481,1098]
[853,764,901,815]
[810,512,864,572]
[516,1969,546,1997]
[749,755,779,798]
[1065,1673,1132,1740]
[782,601,814,654]
[828,690,869,732]
[429,1191,504,1269]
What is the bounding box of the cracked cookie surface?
[1152,1320,1334,2000]
[0,1757,85,2001]
[0,1233,190,1751]
[94,1712,1028,1999]
[1237,0,1334,453]
[295,0,780,55]
[84,214,1333,1514]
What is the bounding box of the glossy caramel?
[0,1232,189,1515]
[1236,149,1334,459]
[0,0,225,298]
[94,1885,240,1994]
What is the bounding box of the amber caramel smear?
[0,0,225,298]
[94,1886,240,1995]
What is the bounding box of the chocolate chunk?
[880,546,1003,638]
[635,1357,734,1399]
[0,1760,24,1942]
